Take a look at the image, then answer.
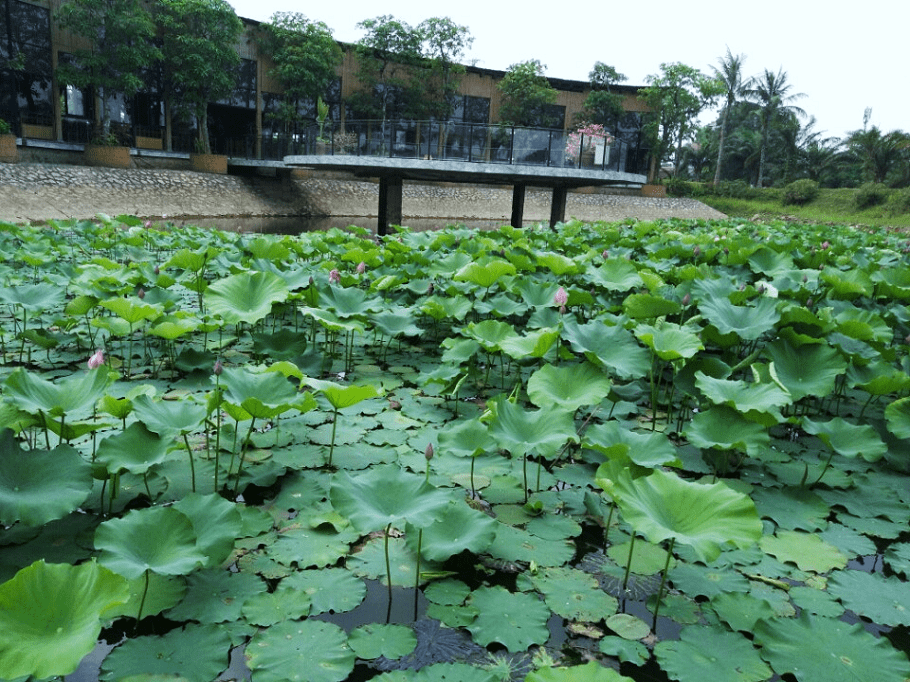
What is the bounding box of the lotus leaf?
[204,270,289,325]
[585,421,679,469]
[598,636,649,665]
[280,568,366,614]
[246,619,355,682]
[0,430,92,526]
[526,661,635,682]
[685,405,771,455]
[827,570,910,627]
[406,501,497,560]
[348,623,418,660]
[166,567,266,623]
[466,585,550,652]
[517,566,618,622]
[5,365,113,418]
[561,319,651,379]
[242,589,311,625]
[488,398,578,459]
[754,612,910,682]
[654,625,772,682]
[453,259,516,289]
[765,338,847,401]
[698,296,781,340]
[527,362,612,411]
[0,559,129,679]
[94,421,170,476]
[802,416,888,461]
[634,321,703,361]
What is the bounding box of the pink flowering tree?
[565,123,613,163]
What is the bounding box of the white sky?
[227,0,905,140]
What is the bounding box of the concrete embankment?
[0,162,727,225]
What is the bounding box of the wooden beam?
[550,185,568,229]
[511,183,526,228]
[378,175,403,236]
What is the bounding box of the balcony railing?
[252,119,632,173]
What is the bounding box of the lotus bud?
[154,265,160,275]
[356,261,366,274]
[425,443,434,461]
[602,250,609,259]
[802,274,808,283]
[427,282,434,295]
[693,245,701,257]
[806,298,813,308]
[559,304,567,315]
[906,334,910,345]
[554,286,568,307]
[309,276,315,286]
[87,349,105,370]
[144,220,152,228]
[329,268,340,284]
[213,359,223,376]
[723,247,729,255]
[821,240,830,250]
[682,293,691,306]
[137,287,145,299]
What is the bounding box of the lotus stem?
[808,449,835,488]
[622,534,637,595]
[183,432,196,493]
[233,417,256,494]
[327,408,339,468]
[652,537,675,632]
[135,569,150,627]
[470,456,476,498]
[384,522,393,622]
[414,528,423,621]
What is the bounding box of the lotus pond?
[1,215,909,682]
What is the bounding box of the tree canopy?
[497,59,558,128]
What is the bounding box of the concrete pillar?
[550,186,568,229]
[378,175,403,236]
[511,183,526,228]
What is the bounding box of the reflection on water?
[163,215,522,235]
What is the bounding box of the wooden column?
[511,183,526,228]
[550,185,568,229]
[378,174,403,236]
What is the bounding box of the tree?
[794,117,843,186]
[640,62,723,183]
[418,17,472,120]
[711,48,750,187]
[157,0,243,154]
[259,13,342,135]
[845,109,910,185]
[497,59,558,128]
[55,0,160,141]
[746,67,806,187]
[351,15,424,127]
[578,62,627,132]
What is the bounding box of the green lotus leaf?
[267,523,360,570]
[706,591,775,632]
[488,397,578,459]
[464,319,517,351]
[147,314,200,340]
[95,506,206,579]
[820,267,874,299]
[0,281,65,311]
[694,371,791,425]
[221,365,301,418]
[589,258,643,292]
[612,468,762,563]
[242,589,311,626]
[132,393,207,436]
[99,623,232,682]
[100,296,163,325]
[654,625,772,682]
[802,416,888,461]
[623,293,681,319]
[765,338,847,402]
[634,322,703,361]
[584,421,679,469]
[561,319,651,379]
[246,619,355,682]
[420,294,472,321]
[758,530,847,573]
[165,567,266,623]
[204,270,289,325]
[599,636,650,665]
[371,307,423,337]
[518,566,618,622]
[667,562,750,599]
[348,623,417,660]
[318,284,378,318]
[330,465,453,533]
[453,259,516,289]
[754,612,910,682]
[95,421,170,476]
[537,251,581,276]
[487,523,576,567]
[305,378,380,410]
[698,296,781,340]
[827,570,910,627]
[475,292,529,317]
[606,539,675,575]
[0,430,92,526]
[406,501,497,561]
[848,362,910,395]
[498,327,560,360]
[833,306,892,344]
[0,559,130,680]
[110,571,187,620]
[172,492,243,568]
[437,417,495,458]
[4,365,113,418]
[466,585,550,652]
[884,397,910,439]
[685,405,771,455]
[527,362,612,411]
[280,568,366,614]
[527,662,635,682]
[747,246,795,277]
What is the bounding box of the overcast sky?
[227,0,904,141]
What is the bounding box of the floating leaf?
[466,585,550,652]
[518,566,618,622]
[634,322,703,361]
[527,362,612,411]
[765,338,847,402]
[655,625,772,682]
[246,619,355,682]
[698,296,781,340]
[406,501,497,561]
[526,662,635,682]
[0,559,129,680]
[348,624,417,660]
[827,570,910,627]
[802,416,888,462]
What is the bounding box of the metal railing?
[252,119,631,173]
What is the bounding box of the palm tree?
[711,48,751,187]
[796,117,842,185]
[845,124,910,184]
[746,68,806,187]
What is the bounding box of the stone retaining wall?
[0,162,727,225]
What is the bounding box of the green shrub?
[714,180,760,199]
[886,187,910,216]
[854,182,889,209]
[0,118,11,135]
[665,178,706,198]
[782,179,819,206]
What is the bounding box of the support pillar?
[511,183,526,228]
[550,185,568,229]
[378,174,403,236]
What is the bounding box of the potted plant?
[315,96,331,154]
[0,118,17,163]
[566,123,613,168]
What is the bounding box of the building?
[1,0,650,173]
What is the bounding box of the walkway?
[283,155,647,234]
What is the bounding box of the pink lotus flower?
[329,269,340,284]
[356,261,366,274]
[425,443,434,461]
[213,359,223,376]
[87,349,105,370]
[821,241,830,250]
[554,287,568,307]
